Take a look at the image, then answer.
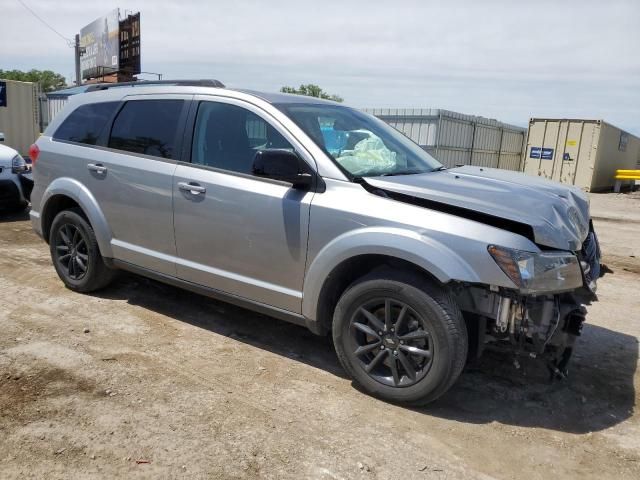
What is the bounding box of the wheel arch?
[302,227,481,334]
[40,178,113,257]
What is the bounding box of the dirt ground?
[1,192,639,480]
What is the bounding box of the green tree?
[280,84,343,102]
[0,69,67,92]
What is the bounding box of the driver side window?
[191,102,294,175]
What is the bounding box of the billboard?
[80,9,120,80]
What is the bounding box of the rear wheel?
[332,271,467,405]
[49,208,116,292]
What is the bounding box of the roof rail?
[85,79,225,92]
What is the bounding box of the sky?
[1,0,639,134]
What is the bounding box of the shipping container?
[523,119,640,191]
[362,108,526,171]
[0,79,40,156]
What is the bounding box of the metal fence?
[363,108,526,171]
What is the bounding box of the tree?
[280,84,343,102]
[0,69,67,92]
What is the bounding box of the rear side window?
[53,102,119,145]
[108,100,184,159]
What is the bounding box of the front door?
[172,98,314,313]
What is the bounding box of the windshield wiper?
[379,169,426,177]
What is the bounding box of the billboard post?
[74,34,81,86]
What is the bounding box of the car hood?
[365,166,591,251]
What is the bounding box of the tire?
[49,208,116,293]
[332,270,468,406]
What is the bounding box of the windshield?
[276,103,443,177]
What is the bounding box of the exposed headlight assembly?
[488,245,583,294]
[11,155,27,174]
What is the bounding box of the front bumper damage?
[460,227,601,379]
[490,293,588,378]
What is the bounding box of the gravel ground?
[0,192,639,479]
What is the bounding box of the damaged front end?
[458,226,601,378]
[360,167,602,377]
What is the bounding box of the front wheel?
[332,271,468,406]
[49,208,116,292]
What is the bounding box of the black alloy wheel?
[49,208,116,292]
[349,298,434,387]
[54,223,89,280]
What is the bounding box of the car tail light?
[29,143,40,166]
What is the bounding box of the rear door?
[172,96,315,313]
[88,95,190,274]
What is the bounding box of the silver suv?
[29,80,601,405]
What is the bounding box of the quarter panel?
[37,176,113,257]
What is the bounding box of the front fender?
[38,177,113,258]
[302,227,481,321]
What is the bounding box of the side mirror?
[252,149,313,189]
[0,132,4,142]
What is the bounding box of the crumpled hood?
[366,166,591,251]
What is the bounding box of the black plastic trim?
[18,173,33,201]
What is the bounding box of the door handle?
[178,181,206,195]
[87,163,107,175]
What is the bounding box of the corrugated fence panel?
[443,117,473,149]
[474,125,500,152]
[498,154,522,171]
[472,151,496,168]
[502,130,524,154]
[48,98,69,124]
[435,148,468,168]
[369,108,440,148]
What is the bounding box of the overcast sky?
[2,0,639,134]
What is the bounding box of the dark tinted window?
[53,102,119,145]
[192,102,293,174]
[108,100,184,159]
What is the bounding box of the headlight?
[11,155,27,174]
[488,245,583,294]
